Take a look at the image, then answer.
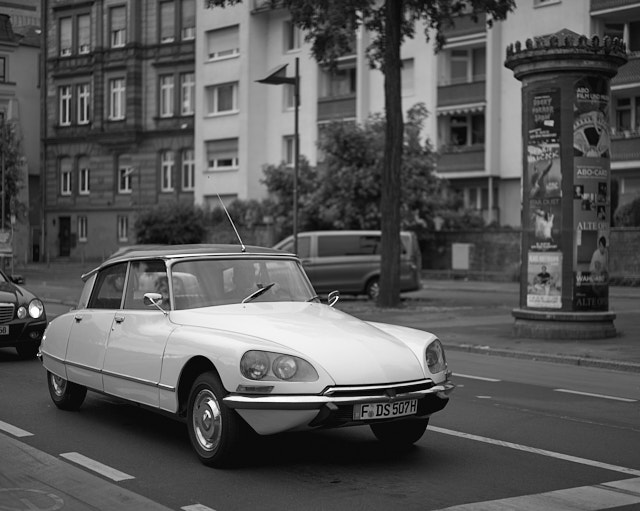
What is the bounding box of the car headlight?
[425,339,447,374]
[240,350,319,382]
[28,299,45,319]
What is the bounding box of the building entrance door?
[58,216,71,257]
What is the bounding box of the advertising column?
[572,76,611,311]
[525,89,562,309]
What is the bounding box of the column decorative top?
[505,28,628,80]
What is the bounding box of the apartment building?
[0,9,40,265]
[38,0,639,261]
[42,0,195,261]
[195,0,640,231]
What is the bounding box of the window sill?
[205,167,239,173]
[205,110,239,118]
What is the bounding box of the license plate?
[0,325,8,335]
[353,399,417,420]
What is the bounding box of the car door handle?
[114,315,125,323]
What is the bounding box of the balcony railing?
[437,145,485,173]
[317,95,356,122]
[591,0,640,14]
[437,80,486,108]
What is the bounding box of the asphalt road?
[1,349,638,511]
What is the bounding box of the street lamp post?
[257,58,300,255]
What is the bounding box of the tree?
[0,119,26,229]
[206,0,515,306]
[134,201,207,244]
[614,197,640,227]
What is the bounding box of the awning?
[437,102,486,116]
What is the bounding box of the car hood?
[0,282,28,302]
[171,302,426,385]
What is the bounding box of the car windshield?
[169,257,317,310]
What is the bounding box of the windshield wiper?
[242,282,276,304]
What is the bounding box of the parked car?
[38,244,453,467]
[0,269,47,359]
[273,230,422,299]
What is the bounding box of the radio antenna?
[217,193,246,252]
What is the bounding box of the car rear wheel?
[16,342,40,360]
[365,277,380,301]
[47,371,87,411]
[187,371,243,467]
[370,418,429,446]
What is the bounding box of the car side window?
[88,263,128,309]
[123,259,169,310]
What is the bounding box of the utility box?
[452,243,473,270]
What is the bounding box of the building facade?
[42,0,195,261]
[38,0,640,261]
[0,7,41,266]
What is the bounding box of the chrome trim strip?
[43,356,176,393]
[322,379,434,396]
[224,381,455,410]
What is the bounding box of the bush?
[134,201,207,244]
[614,197,640,227]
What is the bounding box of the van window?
[278,235,311,258]
[318,235,381,257]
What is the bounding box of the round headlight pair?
[17,299,45,320]
[240,350,318,382]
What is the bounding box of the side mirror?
[328,290,340,307]
[10,275,25,285]
[143,292,167,313]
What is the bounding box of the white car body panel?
[168,303,427,385]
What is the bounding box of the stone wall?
[421,228,640,283]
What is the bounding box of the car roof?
[83,244,295,280]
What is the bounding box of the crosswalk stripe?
[0,420,32,438]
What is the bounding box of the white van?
[273,230,422,299]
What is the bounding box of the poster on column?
[527,251,562,309]
[526,89,562,253]
[573,76,610,311]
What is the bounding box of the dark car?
[0,270,47,359]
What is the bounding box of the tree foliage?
[0,119,26,227]
[134,201,207,244]
[614,197,640,227]
[206,0,515,306]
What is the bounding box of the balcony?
[612,55,640,89]
[591,0,640,15]
[441,13,486,39]
[437,80,486,108]
[437,145,485,174]
[611,130,640,162]
[317,95,356,122]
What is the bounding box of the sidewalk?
[15,261,640,373]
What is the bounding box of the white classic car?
[39,244,454,467]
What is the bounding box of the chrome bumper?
[224,380,454,411]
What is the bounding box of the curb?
[446,343,640,373]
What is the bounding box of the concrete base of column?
[512,308,617,340]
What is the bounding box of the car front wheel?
[370,418,429,446]
[47,371,87,411]
[187,371,243,467]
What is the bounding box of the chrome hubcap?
[51,374,66,396]
[192,389,222,452]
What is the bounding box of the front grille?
[0,304,15,323]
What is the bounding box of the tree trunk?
[379,0,403,308]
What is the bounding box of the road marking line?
[435,477,640,510]
[453,373,501,382]
[182,505,217,511]
[429,426,640,477]
[554,388,637,402]
[60,452,134,481]
[0,420,33,437]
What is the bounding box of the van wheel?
[365,278,380,300]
